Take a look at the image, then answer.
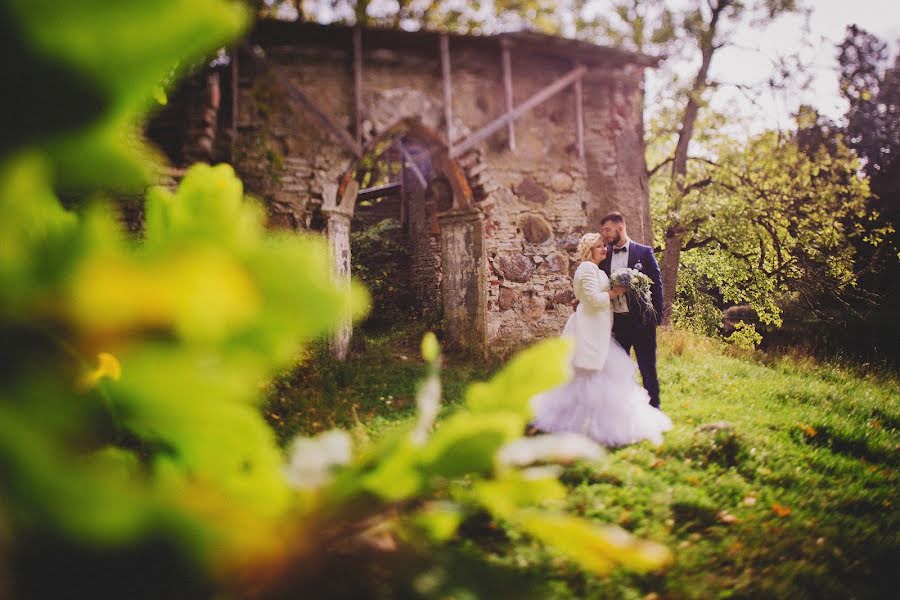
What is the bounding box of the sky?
[646,0,900,133]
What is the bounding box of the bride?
[529,233,672,447]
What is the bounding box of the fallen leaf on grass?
[650,459,666,468]
[771,503,792,518]
[797,423,817,437]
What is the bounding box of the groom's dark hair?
[600,211,625,225]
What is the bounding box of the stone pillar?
[322,182,357,360]
[437,208,487,355]
[183,69,221,164]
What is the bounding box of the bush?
[726,321,763,350]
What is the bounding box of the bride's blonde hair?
[576,232,603,261]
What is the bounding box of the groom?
[599,212,664,408]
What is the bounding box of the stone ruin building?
[146,20,659,358]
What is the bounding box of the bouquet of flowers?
[610,267,657,320]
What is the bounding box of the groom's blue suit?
[601,242,664,408]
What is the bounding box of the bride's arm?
[577,265,611,310]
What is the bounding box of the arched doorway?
[322,118,486,358]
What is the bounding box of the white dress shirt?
[610,240,630,313]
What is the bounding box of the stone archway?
[323,91,487,359]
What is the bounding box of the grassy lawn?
[266,328,899,599]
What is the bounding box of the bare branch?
[647,156,674,178]
[647,155,715,178]
[682,236,720,251]
[683,177,714,193]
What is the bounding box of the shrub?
[725,321,763,354]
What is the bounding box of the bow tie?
[613,246,627,254]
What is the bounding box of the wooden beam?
[397,141,428,189]
[450,64,587,159]
[230,46,238,162]
[353,27,363,146]
[440,34,453,151]
[357,182,402,202]
[399,159,407,228]
[501,41,516,152]
[243,44,361,157]
[285,79,361,157]
[574,64,584,160]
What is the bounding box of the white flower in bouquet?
[610,268,656,319]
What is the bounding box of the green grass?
[265,324,493,444]
[266,328,899,599]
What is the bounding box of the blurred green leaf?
[465,337,572,416]
[359,438,423,501]
[419,412,523,478]
[410,502,464,542]
[510,510,673,575]
[3,0,249,191]
[471,471,566,519]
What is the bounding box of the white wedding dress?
[530,261,672,447]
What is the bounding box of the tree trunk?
[662,1,727,321]
[661,228,683,325]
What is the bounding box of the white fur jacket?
[562,261,612,369]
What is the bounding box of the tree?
[838,25,900,227]
[668,1,810,323]
[827,25,900,360]
[249,0,576,33]
[592,1,808,323]
[666,120,878,339]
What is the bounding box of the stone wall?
[583,67,652,243]
[209,22,651,355]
